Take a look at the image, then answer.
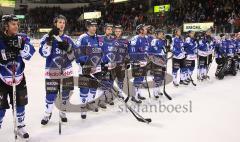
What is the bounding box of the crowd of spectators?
[2,0,239,36]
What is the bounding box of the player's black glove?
[47,27,60,43]
[126,64,130,69]
[165,35,172,43]
[101,63,108,72]
[49,27,60,37]
[124,58,131,69]
[57,40,72,53]
[162,67,166,72]
[165,45,171,53]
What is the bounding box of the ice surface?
[1,40,240,142]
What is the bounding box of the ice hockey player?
[172,28,187,86]
[215,34,228,79]
[236,32,240,70]
[183,30,197,84]
[197,29,214,81]
[141,24,154,88]
[225,34,238,76]
[113,25,129,100]
[149,29,166,98]
[0,14,35,139]
[75,20,101,119]
[39,15,75,125]
[129,24,149,103]
[98,23,116,107]
[146,25,155,48]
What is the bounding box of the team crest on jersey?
[115,42,119,46]
[108,46,117,52]
[4,62,21,74]
[99,42,103,46]
[108,46,113,51]
[90,56,101,66]
[106,53,116,62]
[53,56,65,69]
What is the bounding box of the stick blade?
[164,91,172,100]
[137,117,152,124]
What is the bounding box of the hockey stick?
[53,35,64,135]
[125,102,152,124]
[196,37,202,82]
[206,44,215,77]
[57,56,63,135]
[206,61,212,78]
[11,61,18,141]
[197,55,201,81]
[205,55,211,79]
[124,69,130,103]
[163,53,172,100]
[189,74,197,86]
[145,76,151,98]
[90,74,152,124]
[59,75,63,135]
[163,69,172,100]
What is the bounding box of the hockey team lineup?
[0,13,240,142]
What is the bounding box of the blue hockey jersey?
[0,33,35,86]
[198,36,215,57]
[129,35,149,64]
[150,38,166,56]
[99,35,117,70]
[215,39,227,58]
[226,39,237,57]
[184,37,197,60]
[39,34,76,79]
[172,36,185,59]
[149,38,167,66]
[75,33,102,74]
[114,37,129,65]
[146,35,154,52]
[236,39,240,54]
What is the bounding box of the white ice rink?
[1,41,240,142]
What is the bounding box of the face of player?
[87,25,97,35]
[206,31,212,36]
[147,26,152,34]
[221,35,226,40]
[56,19,66,32]
[105,27,113,36]
[189,32,195,38]
[114,28,122,38]
[5,21,19,36]
[142,26,148,35]
[157,32,164,39]
[230,34,235,40]
[225,34,230,40]
[176,30,181,36]
[237,32,240,39]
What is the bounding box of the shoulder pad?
[130,35,139,46]
[17,33,30,42]
[151,39,157,46]
[40,34,49,43]
[185,37,191,43]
